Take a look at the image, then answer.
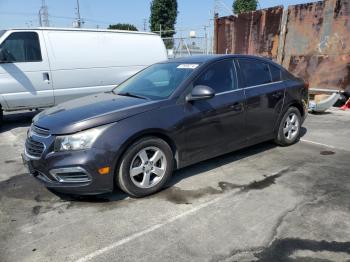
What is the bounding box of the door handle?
[229,102,243,111]
[272,91,283,99]
[43,72,50,84]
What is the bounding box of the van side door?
[0,31,54,110]
[235,58,285,142]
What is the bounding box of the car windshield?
[0,30,6,38]
[113,62,200,100]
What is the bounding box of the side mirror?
[186,85,215,102]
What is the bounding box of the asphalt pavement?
[0,109,349,262]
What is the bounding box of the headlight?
[54,125,109,152]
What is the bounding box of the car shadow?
[300,127,307,138]
[0,110,39,132]
[166,141,277,188]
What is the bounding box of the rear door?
[236,58,285,141]
[182,59,246,163]
[0,31,54,109]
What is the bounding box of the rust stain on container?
[215,6,283,60]
[283,0,350,90]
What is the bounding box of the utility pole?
[38,0,49,27]
[204,25,208,54]
[159,24,162,38]
[143,18,147,31]
[73,0,83,28]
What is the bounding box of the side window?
[282,69,296,81]
[238,59,271,87]
[269,64,282,82]
[194,59,236,93]
[0,32,42,62]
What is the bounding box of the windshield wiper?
[117,92,148,100]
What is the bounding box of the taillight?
[304,81,310,89]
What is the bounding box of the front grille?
[25,137,45,158]
[31,125,50,137]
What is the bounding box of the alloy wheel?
[129,146,167,189]
[283,112,300,141]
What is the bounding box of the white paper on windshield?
[177,64,199,69]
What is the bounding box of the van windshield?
[113,62,200,100]
[0,30,6,38]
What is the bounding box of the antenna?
[38,0,49,27]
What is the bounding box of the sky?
[0,0,312,36]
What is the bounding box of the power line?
[214,0,233,16]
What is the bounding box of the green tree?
[150,0,178,48]
[233,0,258,15]
[108,23,138,31]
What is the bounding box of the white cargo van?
[0,28,167,120]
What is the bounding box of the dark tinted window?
[238,59,271,87]
[0,32,42,62]
[269,64,282,82]
[282,70,295,80]
[194,59,236,93]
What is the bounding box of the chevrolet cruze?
[23,55,308,197]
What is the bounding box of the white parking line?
[300,139,336,149]
[300,139,348,152]
[75,189,246,262]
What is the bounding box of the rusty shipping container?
[215,0,350,91]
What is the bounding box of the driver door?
[181,59,246,164]
[0,31,54,109]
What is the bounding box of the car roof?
[161,54,276,65]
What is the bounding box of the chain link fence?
[162,36,214,59]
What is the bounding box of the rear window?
[238,59,271,87]
[0,30,6,38]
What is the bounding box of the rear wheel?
[275,107,301,146]
[0,107,3,126]
[117,137,174,197]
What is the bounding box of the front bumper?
[22,147,117,195]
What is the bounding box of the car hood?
[33,92,160,134]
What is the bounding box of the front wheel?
[0,107,3,126]
[274,107,302,146]
[117,137,174,197]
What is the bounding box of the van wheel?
[117,137,174,197]
[274,107,301,146]
[0,108,3,126]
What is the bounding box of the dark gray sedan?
[23,55,308,197]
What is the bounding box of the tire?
[0,107,3,126]
[117,137,174,197]
[274,106,302,146]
